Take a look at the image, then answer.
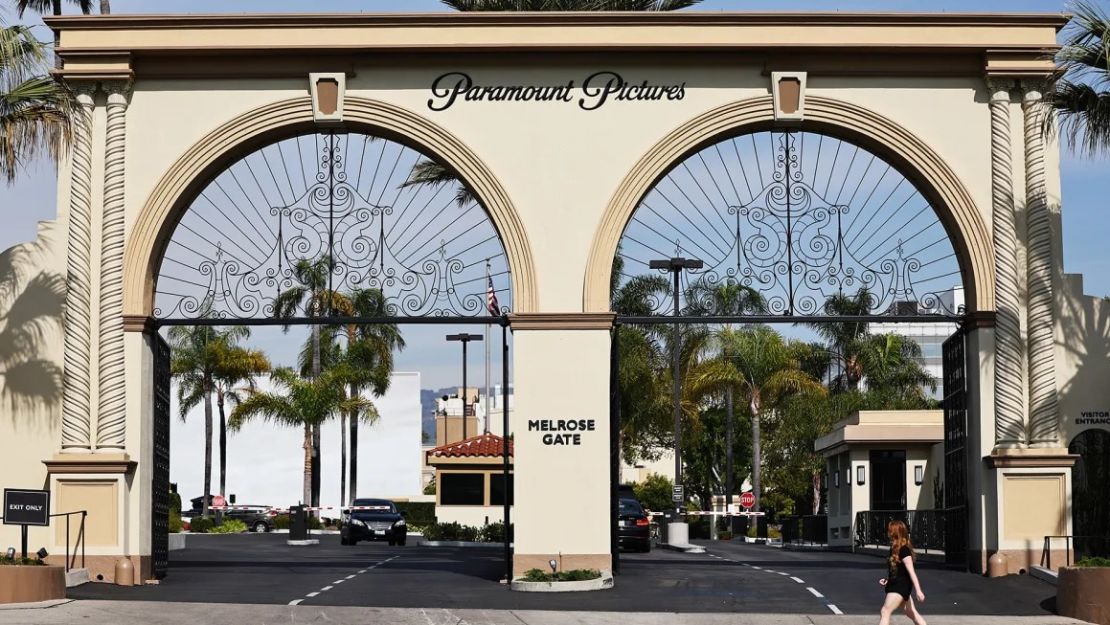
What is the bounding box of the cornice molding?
[990,452,1074,466]
[122,315,155,333]
[509,312,616,331]
[44,454,137,475]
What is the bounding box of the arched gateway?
[3,10,1103,586]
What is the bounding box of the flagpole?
[485,260,492,435]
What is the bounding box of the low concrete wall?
[169,534,186,551]
[1058,567,1110,625]
[0,566,66,604]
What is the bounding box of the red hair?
[887,519,915,565]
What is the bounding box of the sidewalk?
[0,601,1089,625]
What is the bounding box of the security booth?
[816,411,943,550]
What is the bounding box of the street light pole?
[648,257,702,512]
[447,333,483,441]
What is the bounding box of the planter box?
[1058,566,1110,625]
[0,566,66,604]
[511,571,614,593]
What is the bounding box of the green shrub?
[169,510,183,533]
[0,556,45,566]
[1077,556,1110,567]
[479,522,513,543]
[521,568,601,582]
[422,521,479,542]
[632,474,673,513]
[394,501,435,526]
[209,519,248,534]
[169,490,182,515]
[423,482,436,495]
[189,516,214,533]
[272,513,322,530]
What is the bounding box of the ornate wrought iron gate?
[942,328,969,569]
[151,332,171,578]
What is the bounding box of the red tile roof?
[427,433,513,459]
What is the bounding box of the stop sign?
[739,491,755,509]
[212,495,226,509]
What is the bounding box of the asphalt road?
[68,534,1057,615]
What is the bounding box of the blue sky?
[1,0,1106,388]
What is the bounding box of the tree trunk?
[812,470,822,515]
[310,323,321,515]
[202,381,213,519]
[750,395,761,514]
[217,388,227,497]
[340,412,347,509]
[349,383,359,505]
[100,0,110,14]
[302,423,313,508]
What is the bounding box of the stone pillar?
[1021,82,1061,448]
[988,78,1026,449]
[61,85,97,453]
[96,83,130,451]
[508,313,614,576]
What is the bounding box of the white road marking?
[333,579,345,584]
[358,569,368,574]
[321,585,334,591]
[828,604,844,615]
[346,574,356,579]
[790,576,805,584]
[764,569,778,574]
[777,571,790,576]
[288,599,303,606]
[806,587,825,598]
[305,592,319,598]
[752,566,762,570]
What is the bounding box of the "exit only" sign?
[3,489,50,526]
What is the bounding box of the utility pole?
[446,333,482,441]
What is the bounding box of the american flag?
[486,274,500,315]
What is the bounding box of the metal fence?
[1041,535,1110,569]
[854,509,946,553]
[782,515,828,545]
[0,510,87,571]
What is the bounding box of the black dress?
[885,545,915,600]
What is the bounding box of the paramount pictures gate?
[19,11,1082,584]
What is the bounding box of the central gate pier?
[1,10,1107,584]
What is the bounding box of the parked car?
[224,506,277,533]
[341,499,407,546]
[618,498,651,552]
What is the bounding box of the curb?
[510,571,614,592]
[286,539,319,546]
[420,541,502,548]
[1031,565,1059,586]
[660,542,706,554]
[0,599,72,611]
[64,568,89,588]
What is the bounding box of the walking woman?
[879,519,926,625]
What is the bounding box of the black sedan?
[617,498,651,552]
[340,499,407,546]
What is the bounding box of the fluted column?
[61,86,97,453]
[1022,82,1060,447]
[96,83,130,451]
[988,78,1026,448]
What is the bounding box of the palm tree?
[689,325,825,512]
[857,333,936,400]
[210,330,271,499]
[810,289,874,391]
[1048,1,1110,155]
[273,257,348,510]
[341,289,404,505]
[0,24,73,182]
[296,288,404,506]
[168,325,221,518]
[406,0,702,198]
[0,253,63,409]
[229,367,376,510]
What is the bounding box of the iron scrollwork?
[620,130,964,318]
[155,132,511,320]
